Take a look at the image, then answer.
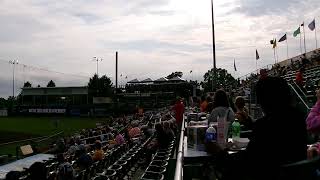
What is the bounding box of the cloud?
[0,0,320,97]
[234,0,300,16]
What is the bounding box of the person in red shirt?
[200,95,208,112]
[173,97,185,129]
[295,68,304,88]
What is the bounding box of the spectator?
[66,138,79,155]
[208,89,235,124]
[5,171,21,180]
[141,122,154,140]
[169,119,178,136]
[234,96,253,130]
[75,145,93,170]
[206,96,214,113]
[219,77,307,180]
[295,68,304,88]
[173,97,185,130]
[129,122,141,138]
[200,95,208,112]
[28,162,46,180]
[306,89,320,134]
[51,138,66,154]
[57,154,75,180]
[155,123,171,148]
[115,130,125,145]
[163,121,175,141]
[92,141,104,161]
[259,69,268,80]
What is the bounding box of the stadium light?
[9,60,18,98]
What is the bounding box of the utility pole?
[93,57,103,76]
[9,60,18,98]
[211,0,216,91]
[115,52,118,92]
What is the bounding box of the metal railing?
[174,116,185,180]
[288,83,311,111]
[239,64,273,80]
[292,81,307,98]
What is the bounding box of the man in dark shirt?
[220,77,307,180]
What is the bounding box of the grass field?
[0,117,108,155]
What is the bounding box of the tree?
[23,81,32,88]
[0,98,6,108]
[166,71,183,79]
[201,68,237,92]
[88,74,113,97]
[47,80,56,87]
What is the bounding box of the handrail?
[288,83,311,111]
[174,116,185,180]
[292,81,307,98]
[239,64,273,80]
[0,131,63,146]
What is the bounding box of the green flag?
[293,27,300,37]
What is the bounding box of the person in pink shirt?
[306,89,320,133]
[306,89,320,159]
[114,130,125,145]
[129,123,141,138]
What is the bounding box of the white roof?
[168,76,185,81]
[154,77,168,82]
[141,78,153,82]
[128,78,140,83]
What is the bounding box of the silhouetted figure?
[28,162,47,180]
[219,77,307,180]
[234,96,253,130]
[5,171,21,180]
[208,89,235,124]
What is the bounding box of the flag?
[234,59,237,71]
[293,27,300,37]
[278,34,287,42]
[308,19,316,31]
[273,39,277,48]
[256,49,260,60]
[270,39,277,48]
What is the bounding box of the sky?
[0,0,320,97]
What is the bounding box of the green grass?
[0,117,109,155]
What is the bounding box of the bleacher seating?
[0,108,180,180]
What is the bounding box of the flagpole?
[273,47,276,64]
[286,33,289,59]
[315,18,318,49]
[256,59,258,74]
[276,45,279,63]
[300,32,302,54]
[303,22,307,53]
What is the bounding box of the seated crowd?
[5,110,179,180]
[5,56,320,180]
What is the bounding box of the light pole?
[9,60,18,98]
[92,57,103,76]
[211,0,216,91]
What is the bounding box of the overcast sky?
[0,0,320,97]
